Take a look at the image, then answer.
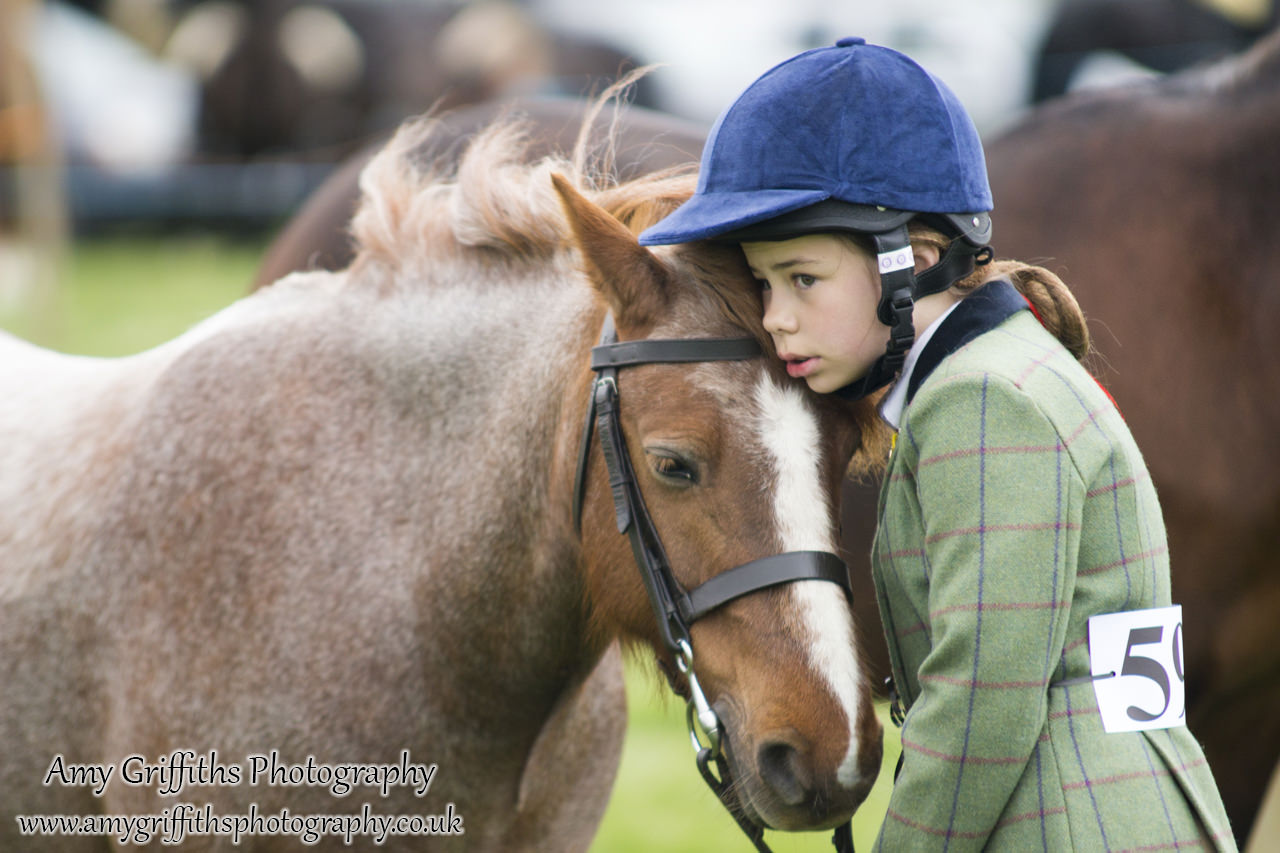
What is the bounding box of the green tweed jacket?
[871,291,1236,851]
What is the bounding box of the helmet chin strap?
[872,224,918,375]
[834,223,979,402]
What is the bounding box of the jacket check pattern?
[871,309,1236,851]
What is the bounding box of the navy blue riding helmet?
[639,37,994,399]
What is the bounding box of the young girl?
[639,38,1237,851]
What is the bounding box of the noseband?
[571,313,856,853]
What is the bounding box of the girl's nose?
[763,294,799,336]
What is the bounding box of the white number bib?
[1088,605,1186,733]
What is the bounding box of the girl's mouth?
[786,357,819,378]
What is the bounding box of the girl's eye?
[754,277,771,292]
[649,453,698,485]
[794,273,817,289]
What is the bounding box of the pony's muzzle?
[757,732,815,807]
[717,704,872,833]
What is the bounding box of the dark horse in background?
[986,29,1280,838]
[167,0,658,160]
[252,37,1280,836]
[1029,0,1277,101]
[253,96,706,289]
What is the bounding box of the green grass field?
[1,235,901,851]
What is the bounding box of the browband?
[591,336,762,370]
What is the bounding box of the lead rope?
[696,746,771,852]
[680,662,855,853]
[694,750,853,853]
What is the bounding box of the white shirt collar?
[878,299,962,430]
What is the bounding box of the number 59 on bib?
[1088,605,1185,734]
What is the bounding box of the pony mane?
[350,85,698,272]
[349,87,888,477]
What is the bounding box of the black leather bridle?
[571,312,856,853]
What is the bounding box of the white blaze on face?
[754,375,865,788]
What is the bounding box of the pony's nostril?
[757,739,814,807]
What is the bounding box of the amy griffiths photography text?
[17,749,463,846]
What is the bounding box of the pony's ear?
[551,173,670,329]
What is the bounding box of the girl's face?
[743,234,886,394]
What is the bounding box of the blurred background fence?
[3,0,1274,241]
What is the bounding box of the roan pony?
[0,107,882,849]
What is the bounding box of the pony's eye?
[647,452,698,485]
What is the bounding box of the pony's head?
[553,171,883,831]
[349,103,883,833]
